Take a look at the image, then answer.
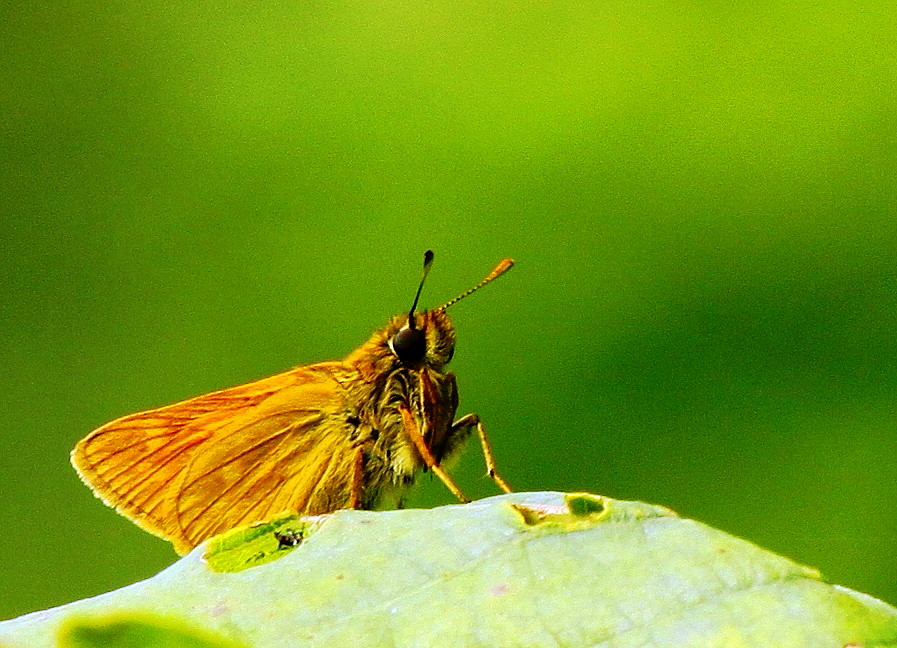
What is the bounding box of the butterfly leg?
[452,414,513,494]
[349,445,365,509]
[399,406,470,503]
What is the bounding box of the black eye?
[390,326,427,366]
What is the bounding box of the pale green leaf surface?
[1,492,895,648]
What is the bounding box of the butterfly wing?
[72,363,358,554]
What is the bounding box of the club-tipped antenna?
[407,250,435,329]
[438,258,515,311]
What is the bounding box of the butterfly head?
[386,251,512,370]
[348,252,513,374]
[387,310,455,370]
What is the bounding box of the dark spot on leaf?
[274,530,304,549]
[566,494,605,517]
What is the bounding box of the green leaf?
[58,614,246,648]
[1,492,895,647]
[204,514,319,574]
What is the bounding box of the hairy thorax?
[337,310,462,508]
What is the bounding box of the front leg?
[349,445,365,509]
[451,414,513,494]
[399,406,470,503]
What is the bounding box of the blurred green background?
[3,1,896,621]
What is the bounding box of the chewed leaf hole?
[203,512,320,573]
[565,492,606,516]
[508,493,608,532]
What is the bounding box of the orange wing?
[72,363,358,554]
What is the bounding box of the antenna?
[438,258,514,311]
[408,250,435,329]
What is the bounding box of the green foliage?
[3,0,897,621]
[58,615,245,648]
[204,514,319,573]
[1,493,895,647]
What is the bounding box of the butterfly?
[72,251,514,554]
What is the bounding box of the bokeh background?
[3,1,896,621]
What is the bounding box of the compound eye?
[390,326,427,366]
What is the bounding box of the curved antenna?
[438,258,514,311]
[408,250,435,329]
